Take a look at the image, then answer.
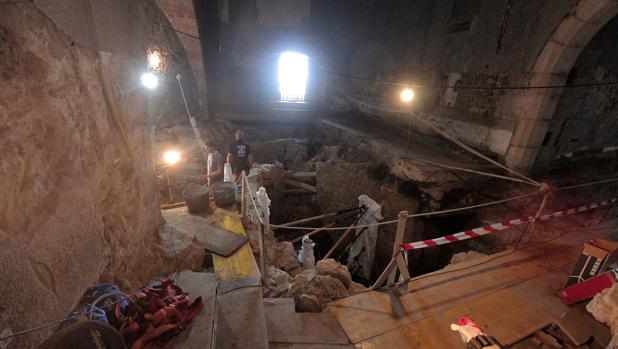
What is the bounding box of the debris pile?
[587,283,618,348]
[264,258,367,312]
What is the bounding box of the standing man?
[227,130,253,177]
[205,141,223,185]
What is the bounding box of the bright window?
[278,52,308,102]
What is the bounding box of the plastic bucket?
[182,183,210,213]
[211,182,236,208]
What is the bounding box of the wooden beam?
[323,225,355,259]
[290,223,336,244]
[160,201,186,210]
[277,212,337,228]
[284,189,316,195]
[290,171,316,179]
[387,211,408,285]
[283,179,316,193]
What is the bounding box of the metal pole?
[241,171,247,223]
[166,167,174,203]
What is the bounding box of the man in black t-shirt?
[227,130,253,176]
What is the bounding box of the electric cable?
[0,293,137,342]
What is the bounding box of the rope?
[556,177,618,191]
[514,193,549,249]
[402,156,536,186]
[410,111,542,187]
[406,191,539,218]
[270,191,540,231]
[242,171,264,224]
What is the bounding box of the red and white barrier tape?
[401,198,617,251]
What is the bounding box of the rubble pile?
[264,257,367,312]
[587,283,618,349]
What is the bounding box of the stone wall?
[535,16,618,167]
[200,0,618,171]
[0,2,196,347]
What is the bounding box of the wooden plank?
[174,271,218,349]
[284,179,317,193]
[264,298,350,345]
[323,225,355,259]
[290,171,317,179]
[278,212,337,228]
[355,313,461,349]
[387,211,408,285]
[161,209,249,257]
[210,209,261,281]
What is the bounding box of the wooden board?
[209,209,261,281]
[174,271,218,349]
[264,298,350,345]
[329,231,592,344]
[161,208,248,257]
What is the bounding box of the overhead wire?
[153,22,618,92]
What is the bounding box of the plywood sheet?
[329,233,586,344]
[264,298,350,345]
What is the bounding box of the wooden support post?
[259,223,266,284]
[388,211,408,285]
[241,171,248,223]
[371,251,411,290]
[271,165,284,222]
[323,225,355,259]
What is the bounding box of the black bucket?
[211,182,236,208]
[182,183,210,213]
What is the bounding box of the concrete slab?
[264,298,350,345]
[173,271,218,349]
[216,286,269,349]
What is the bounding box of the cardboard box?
[565,239,618,287]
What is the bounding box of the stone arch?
[504,0,618,172]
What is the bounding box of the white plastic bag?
[298,236,316,270]
[224,163,233,183]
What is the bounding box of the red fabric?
[115,280,204,349]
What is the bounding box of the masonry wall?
[536,16,618,166]
[0,2,197,347]
[203,0,618,163]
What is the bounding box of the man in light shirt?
[204,141,223,185]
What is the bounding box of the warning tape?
[400,198,617,251]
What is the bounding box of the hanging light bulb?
[147,50,162,71]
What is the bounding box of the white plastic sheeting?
[348,195,383,281]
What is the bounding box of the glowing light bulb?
[141,72,158,89]
[400,88,415,103]
[163,150,180,165]
[148,51,162,71]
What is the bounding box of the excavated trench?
[156,118,499,285]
